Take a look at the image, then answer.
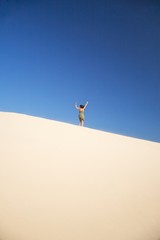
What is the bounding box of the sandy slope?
[0,112,160,240]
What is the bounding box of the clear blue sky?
[0,0,160,142]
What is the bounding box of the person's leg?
[81,120,84,127]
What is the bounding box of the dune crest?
[0,112,160,240]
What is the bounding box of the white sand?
[0,112,160,240]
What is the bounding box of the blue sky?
[0,0,160,142]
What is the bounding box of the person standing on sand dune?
[75,101,88,126]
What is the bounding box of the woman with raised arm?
[75,101,88,126]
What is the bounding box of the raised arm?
[75,102,79,110]
[84,101,88,110]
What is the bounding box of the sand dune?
[0,112,160,240]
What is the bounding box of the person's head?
[80,105,84,109]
